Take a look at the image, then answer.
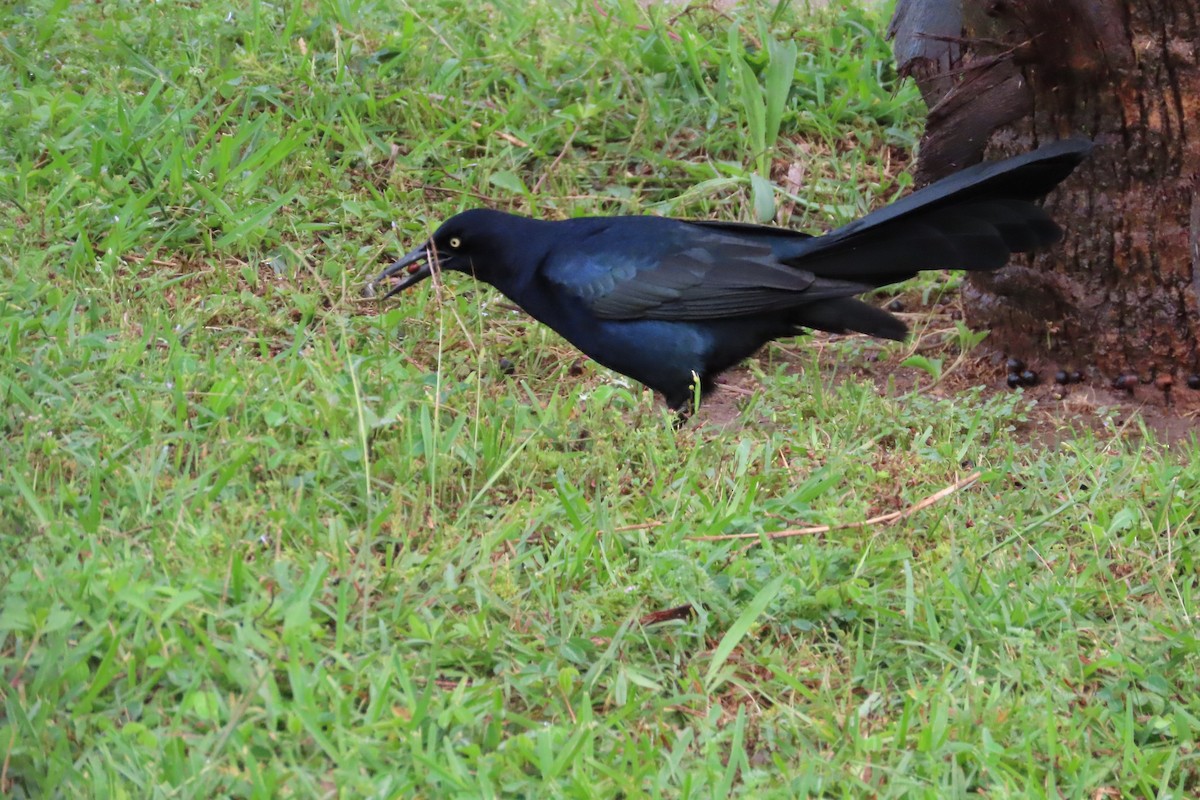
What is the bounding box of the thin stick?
[688,471,983,543]
[531,128,578,196]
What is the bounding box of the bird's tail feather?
[791,137,1091,286]
[790,297,908,341]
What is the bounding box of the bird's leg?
[667,371,705,428]
[664,391,693,428]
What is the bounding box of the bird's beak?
[366,242,434,300]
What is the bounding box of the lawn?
[2,0,1199,797]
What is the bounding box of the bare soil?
[697,294,1200,447]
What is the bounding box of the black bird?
[371,138,1090,413]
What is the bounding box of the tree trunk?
[890,0,1200,388]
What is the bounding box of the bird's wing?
[544,226,869,321]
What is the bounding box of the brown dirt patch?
[696,293,1200,447]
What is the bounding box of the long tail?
[787,137,1092,340]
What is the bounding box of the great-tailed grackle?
[370,138,1090,412]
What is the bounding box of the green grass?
[2,0,1199,797]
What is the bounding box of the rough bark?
[890,0,1200,385]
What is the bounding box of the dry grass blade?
[638,603,696,626]
[612,521,666,533]
[688,471,983,544]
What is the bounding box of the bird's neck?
[470,220,553,298]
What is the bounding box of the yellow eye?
[449,237,462,248]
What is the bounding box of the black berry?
[1112,374,1138,392]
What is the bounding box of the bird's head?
[367,208,530,299]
